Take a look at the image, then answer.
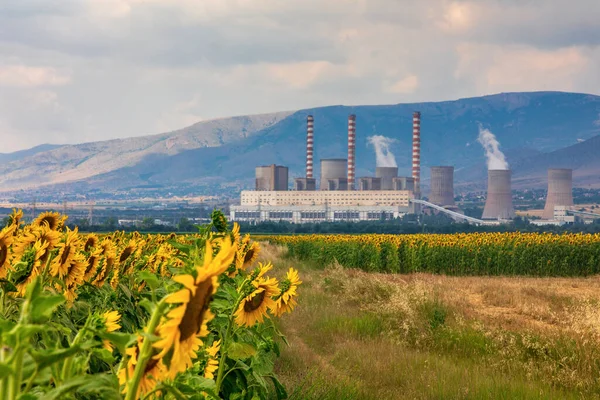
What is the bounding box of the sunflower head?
[8,209,23,229]
[231,222,241,244]
[0,225,16,274]
[84,234,99,253]
[242,242,260,270]
[272,268,302,317]
[154,237,236,377]
[211,209,228,232]
[119,335,165,397]
[9,239,47,296]
[234,277,280,327]
[33,211,66,231]
[50,228,82,280]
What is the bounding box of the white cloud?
[386,75,419,94]
[0,65,70,87]
[0,0,599,152]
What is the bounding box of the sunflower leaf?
[31,345,83,370]
[30,295,65,323]
[228,342,257,360]
[17,394,38,400]
[137,271,159,290]
[97,332,136,354]
[267,375,288,400]
[0,279,17,293]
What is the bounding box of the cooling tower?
[482,170,515,220]
[256,165,288,191]
[320,159,347,190]
[429,166,455,206]
[376,167,398,190]
[543,168,574,220]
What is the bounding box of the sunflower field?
[266,232,600,276]
[0,209,300,399]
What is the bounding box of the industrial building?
[255,164,289,191]
[231,113,420,223]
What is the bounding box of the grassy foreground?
[259,243,600,399]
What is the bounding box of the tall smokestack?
[543,168,574,220]
[482,170,515,220]
[430,166,455,206]
[306,115,314,179]
[347,114,356,190]
[412,112,421,196]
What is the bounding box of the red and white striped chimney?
[347,114,356,190]
[412,111,421,196]
[306,115,314,179]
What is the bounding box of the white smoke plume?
[367,135,397,167]
[477,126,508,170]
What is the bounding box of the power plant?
[543,168,574,220]
[231,112,421,223]
[482,169,515,220]
[232,111,584,225]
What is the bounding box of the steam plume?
[367,135,397,168]
[477,126,508,170]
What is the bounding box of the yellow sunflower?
[32,225,61,265]
[83,248,102,282]
[119,335,166,398]
[64,252,87,288]
[231,222,241,244]
[93,239,116,287]
[0,225,16,278]
[154,237,236,377]
[10,239,48,296]
[33,211,66,231]
[84,234,99,253]
[50,228,82,281]
[234,277,280,327]
[242,241,260,270]
[204,340,221,380]
[7,209,23,230]
[101,310,121,351]
[271,268,302,317]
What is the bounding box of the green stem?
[215,278,250,394]
[125,300,167,400]
[0,345,6,400]
[60,315,91,381]
[22,367,38,394]
[8,342,23,400]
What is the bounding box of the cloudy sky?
[1,0,599,152]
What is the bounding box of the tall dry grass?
[261,242,600,399]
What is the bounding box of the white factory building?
[230,190,414,223]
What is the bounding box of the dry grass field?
[259,243,600,399]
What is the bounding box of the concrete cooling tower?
[320,159,348,191]
[375,167,398,190]
[543,168,574,220]
[429,166,455,206]
[482,169,515,220]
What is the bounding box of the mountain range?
[1,91,600,198]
